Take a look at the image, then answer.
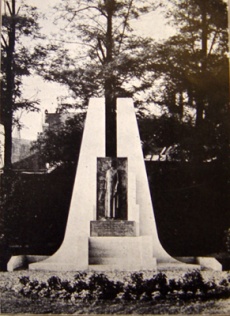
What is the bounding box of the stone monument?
[28,98,197,271]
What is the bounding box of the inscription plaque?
[90,220,137,237]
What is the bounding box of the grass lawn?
[1,289,230,314]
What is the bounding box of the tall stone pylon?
[29,98,185,271]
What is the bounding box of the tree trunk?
[195,100,204,127]
[195,1,208,127]
[2,0,16,170]
[178,91,183,120]
[104,0,117,157]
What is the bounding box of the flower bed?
[6,270,230,303]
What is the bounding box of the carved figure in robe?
[104,160,119,218]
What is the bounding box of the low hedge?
[11,270,230,302]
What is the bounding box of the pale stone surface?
[7,255,26,271]
[28,98,194,272]
[89,236,156,270]
[117,98,178,264]
[29,235,89,271]
[7,255,50,271]
[29,98,105,271]
[158,262,201,271]
[197,257,222,271]
[26,255,49,263]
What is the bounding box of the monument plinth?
[28,98,193,271]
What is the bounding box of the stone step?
[88,261,200,272]
[89,256,133,265]
[89,236,143,259]
[88,236,156,270]
[88,263,157,272]
[157,262,200,271]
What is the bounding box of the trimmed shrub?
[88,273,122,300]
[11,271,230,303]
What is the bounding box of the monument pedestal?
[89,236,156,270]
[28,98,198,272]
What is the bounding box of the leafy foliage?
[38,0,160,109]
[12,271,230,302]
[224,228,230,254]
[138,114,229,163]
[36,0,229,164]
[1,1,47,168]
[135,0,229,163]
[156,0,228,125]
[31,113,85,166]
[88,273,123,300]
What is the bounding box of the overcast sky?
[12,1,174,140]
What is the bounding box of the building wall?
[12,138,32,163]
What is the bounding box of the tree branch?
[97,37,106,61]
[117,0,133,53]
[208,30,218,56]
[1,34,8,49]
[96,50,104,64]
[71,5,107,18]
[6,1,12,16]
